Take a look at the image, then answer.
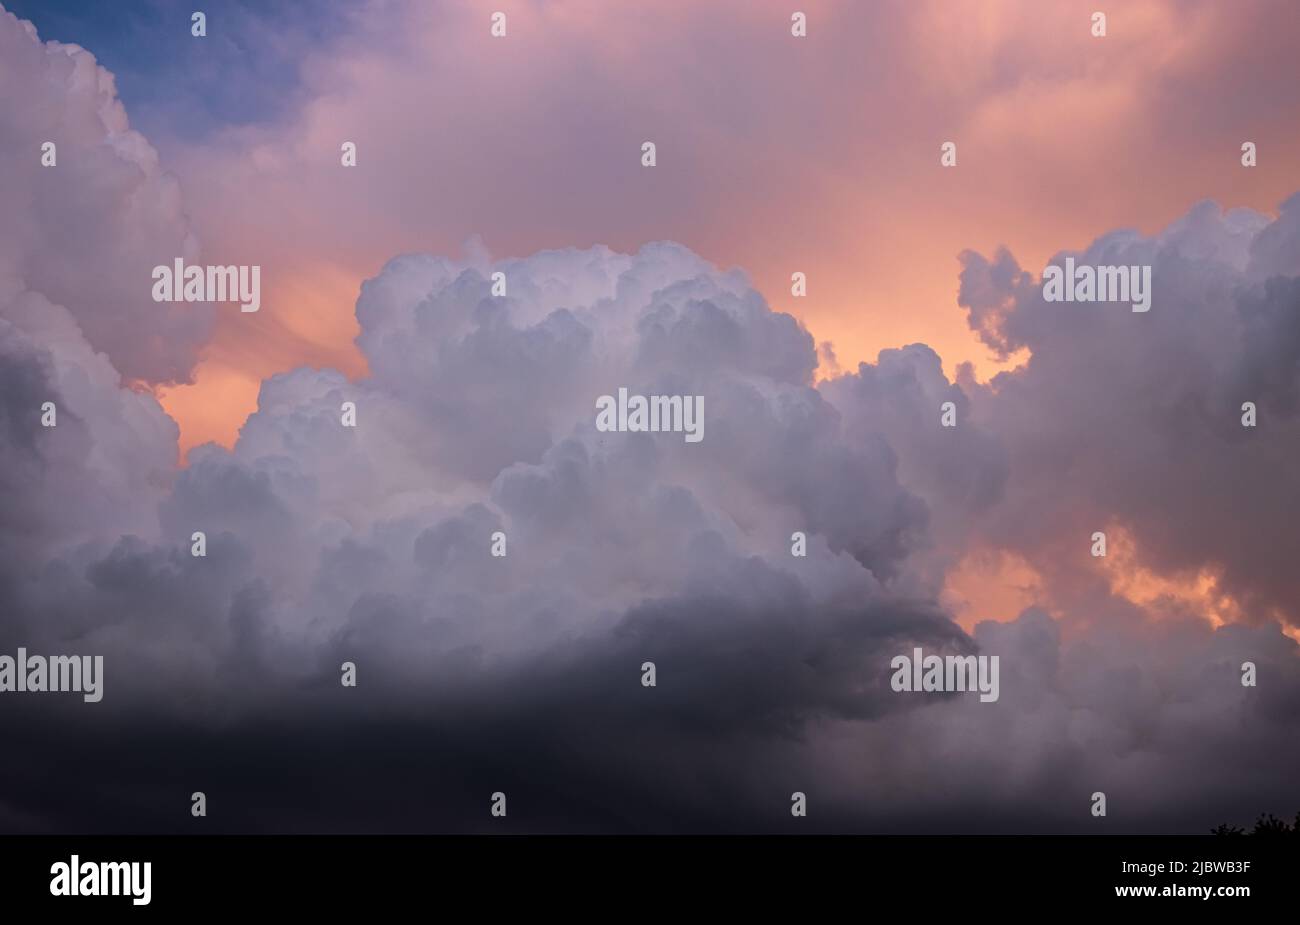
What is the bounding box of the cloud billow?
[958,195,1300,627]
[1,5,1299,833]
[2,219,1297,832]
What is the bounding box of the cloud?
[1,2,1298,834]
[3,219,1299,833]
[0,232,984,832]
[956,196,1300,628]
[0,7,212,383]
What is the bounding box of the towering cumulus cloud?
[0,9,211,384]
[0,4,1297,835]
[0,10,188,571]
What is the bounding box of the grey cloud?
[957,197,1300,628]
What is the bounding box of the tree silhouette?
[1251,814,1293,835]
[1211,811,1299,835]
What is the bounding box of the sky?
[10,0,1300,453]
[0,0,1298,834]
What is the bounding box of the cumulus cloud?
[1,3,1298,835]
[956,195,1300,628]
[4,214,1299,833]
[1,236,979,831]
[0,7,211,384]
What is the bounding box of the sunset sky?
[12,0,1300,452]
[1,0,1297,834]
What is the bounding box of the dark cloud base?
[3,697,1292,835]
[3,600,1296,834]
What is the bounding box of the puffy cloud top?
[958,197,1300,625]
[3,215,1297,832]
[0,8,210,384]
